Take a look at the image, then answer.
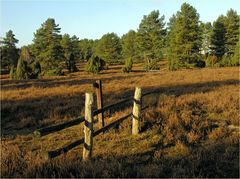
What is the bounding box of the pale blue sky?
[1,0,239,47]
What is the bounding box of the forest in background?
[0,3,239,78]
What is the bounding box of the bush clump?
[122,57,133,73]
[86,56,105,74]
[10,58,42,80]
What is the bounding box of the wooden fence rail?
[34,80,154,160]
[34,116,85,137]
[93,96,133,116]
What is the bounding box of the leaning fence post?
[83,92,94,160]
[132,87,142,135]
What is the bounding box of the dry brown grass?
[1,63,239,177]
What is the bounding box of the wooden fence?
[33,80,151,160]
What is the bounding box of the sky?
[1,0,239,47]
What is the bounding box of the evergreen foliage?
[68,53,78,72]
[15,57,29,80]
[1,30,19,69]
[210,16,226,58]
[224,9,239,55]
[95,33,121,64]
[3,5,239,77]
[137,10,166,70]
[121,30,138,61]
[167,3,202,70]
[12,48,41,80]
[86,56,105,74]
[122,57,133,73]
[143,55,160,71]
[79,39,94,61]
[32,18,63,75]
[60,34,78,72]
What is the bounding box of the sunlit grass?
[1,63,239,177]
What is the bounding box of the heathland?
[1,63,239,177]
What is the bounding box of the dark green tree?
[68,53,78,72]
[95,33,121,64]
[79,39,94,61]
[121,30,138,61]
[224,9,239,55]
[137,10,166,70]
[32,18,63,75]
[11,47,41,79]
[210,16,226,58]
[0,30,19,69]
[167,3,202,70]
[85,56,105,74]
[15,57,29,80]
[60,33,78,72]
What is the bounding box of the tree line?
[0,3,239,79]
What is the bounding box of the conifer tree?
[1,30,19,69]
[167,3,202,70]
[210,16,226,58]
[60,33,78,72]
[86,56,105,74]
[95,33,121,64]
[79,39,94,61]
[137,10,166,70]
[15,57,29,80]
[224,9,239,55]
[121,30,138,61]
[32,18,63,75]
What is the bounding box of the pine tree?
[32,18,63,75]
[136,10,166,70]
[95,33,121,64]
[79,39,94,61]
[68,53,78,72]
[121,30,138,61]
[224,9,239,55]
[210,16,226,58]
[1,30,19,69]
[71,35,81,61]
[167,3,202,70]
[60,34,78,72]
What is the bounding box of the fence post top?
[85,92,94,104]
[135,87,142,95]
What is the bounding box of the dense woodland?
[1,3,239,79]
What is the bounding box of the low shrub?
[122,57,133,73]
[86,56,105,74]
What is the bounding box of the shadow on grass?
[1,79,239,136]
[4,138,238,178]
[1,74,145,90]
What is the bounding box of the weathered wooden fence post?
[132,87,142,135]
[93,80,104,129]
[83,92,94,160]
